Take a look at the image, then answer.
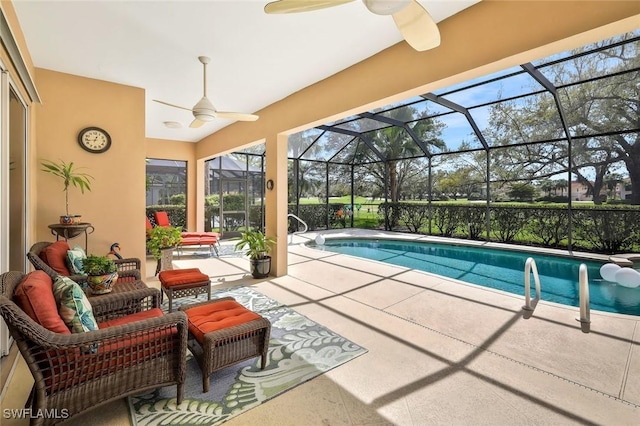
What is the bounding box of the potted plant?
[81,254,118,294]
[146,225,183,274]
[41,159,93,224]
[234,229,276,278]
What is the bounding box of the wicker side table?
[87,279,155,320]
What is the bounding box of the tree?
[485,32,639,204]
[435,167,482,200]
[358,106,445,202]
[508,183,537,201]
[604,172,625,200]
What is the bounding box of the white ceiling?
[13,0,479,142]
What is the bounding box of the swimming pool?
[310,238,640,316]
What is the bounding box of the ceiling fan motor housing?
[193,96,216,122]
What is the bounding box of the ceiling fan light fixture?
[193,110,216,122]
[362,0,411,15]
[163,121,182,129]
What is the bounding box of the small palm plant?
[41,159,93,218]
[235,229,276,278]
[234,229,275,260]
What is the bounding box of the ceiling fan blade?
[392,0,440,51]
[214,111,259,122]
[264,0,354,14]
[189,118,206,128]
[153,99,192,112]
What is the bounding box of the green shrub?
[81,255,116,275]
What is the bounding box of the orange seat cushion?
[97,308,164,329]
[40,241,71,276]
[159,268,209,289]
[184,300,261,343]
[14,271,71,334]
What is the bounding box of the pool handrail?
[522,257,541,311]
[288,213,308,244]
[576,264,590,328]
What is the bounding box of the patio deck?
[2,230,639,425]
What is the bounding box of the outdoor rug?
[128,286,367,425]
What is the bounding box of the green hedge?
[373,202,640,254]
[154,202,640,254]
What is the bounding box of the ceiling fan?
[153,56,259,129]
[264,0,440,51]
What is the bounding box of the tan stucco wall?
[34,69,148,274]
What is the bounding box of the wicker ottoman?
[158,268,211,312]
[179,297,271,392]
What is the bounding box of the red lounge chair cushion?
[159,269,209,289]
[40,240,72,276]
[14,271,71,334]
[183,299,261,343]
[154,211,171,227]
[179,235,218,246]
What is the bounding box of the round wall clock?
[78,127,111,153]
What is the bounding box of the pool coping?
[292,228,639,320]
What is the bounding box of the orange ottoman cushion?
[183,300,261,343]
[159,268,209,289]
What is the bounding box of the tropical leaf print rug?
[128,286,367,425]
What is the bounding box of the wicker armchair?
[0,271,188,426]
[27,241,141,285]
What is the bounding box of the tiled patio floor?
[2,230,639,425]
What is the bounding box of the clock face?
[78,127,111,153]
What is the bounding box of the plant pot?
[87,272,118,295]
[59,215,82,224]
[250,256,271,279]
[155,247,175,276]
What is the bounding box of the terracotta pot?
[59,215,83,224]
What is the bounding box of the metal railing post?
[576,264,590,327]
[523,257,541,311]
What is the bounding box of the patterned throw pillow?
[52,275,98,334]
[66,246,87,274]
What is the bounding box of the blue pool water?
[311,238,640,316]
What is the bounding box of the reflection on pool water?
[310,238,640,317]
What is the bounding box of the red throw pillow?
[40,241,71,275]
[14,271,71,334]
